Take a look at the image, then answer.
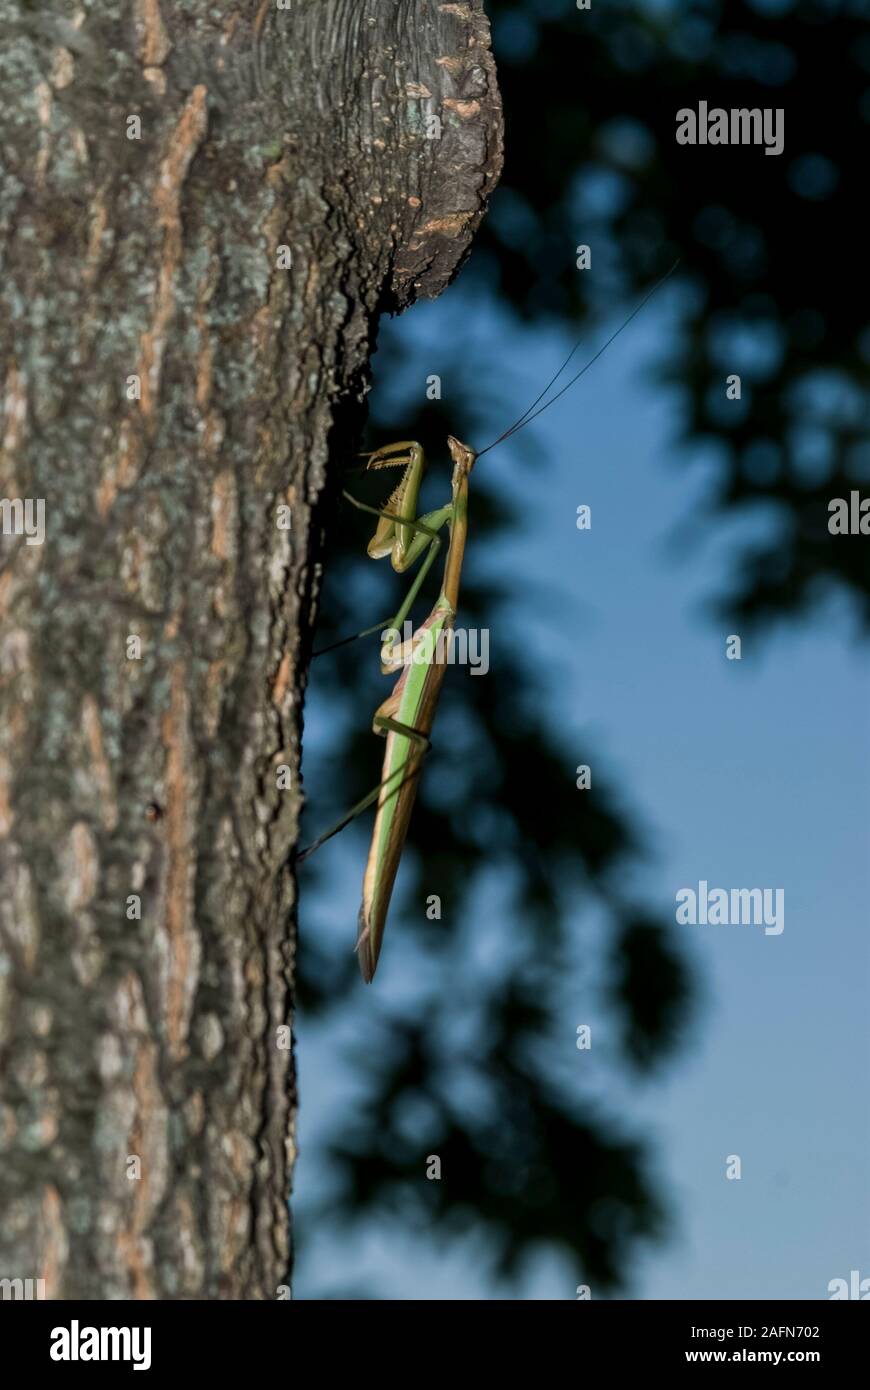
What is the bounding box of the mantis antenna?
[474,257,681,459]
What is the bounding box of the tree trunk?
[0,0,502,1299]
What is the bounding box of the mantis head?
[447,435,477,481]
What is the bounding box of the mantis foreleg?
[313,494,452,657]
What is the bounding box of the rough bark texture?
[0,0,502,1298]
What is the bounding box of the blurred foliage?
[487,0,870,628]
[298,0,867,1296]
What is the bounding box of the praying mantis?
[299,261,679,981]
[298,435,475,981]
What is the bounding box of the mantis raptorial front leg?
[313,442,452,657]
[354,439,454,647]
[341,493,450,651]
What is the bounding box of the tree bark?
[0,0,502,1298]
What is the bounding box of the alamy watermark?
[828,1269,870,1299]
[828,492,870,534]
[50,1320,151,1370]
[676,102,784,156]
[0,497,45,546]
[0,1275,45,1300]
[381,621,489,675]
[676,880,784,936]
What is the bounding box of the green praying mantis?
[298,434,475,981]
[298,262,679,981]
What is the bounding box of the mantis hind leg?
[372,716,431,749]
[296,718,431,862]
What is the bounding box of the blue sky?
[296,282,870,1299]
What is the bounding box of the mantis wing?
[356,602,453,981]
